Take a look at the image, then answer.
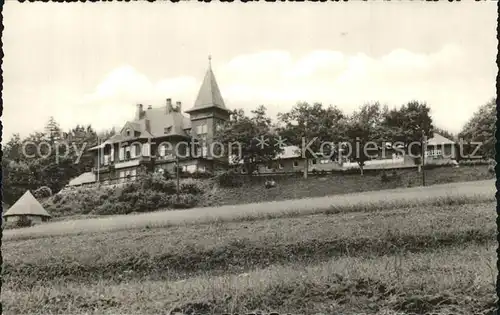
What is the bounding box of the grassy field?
[3,178,497,314]
[4,179,495,241]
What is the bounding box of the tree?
[44,116,62,145]
[458,98,496,160]
[216,105,282,175]
[3,133,22,162]
[383,101,434,171]
[278,102,345,178]
[345,102,387,176]
[2,123,100,205]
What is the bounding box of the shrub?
[139,174,177,194]
[46,172,207,217]
[172,194,199,209]
[381,172,389,183]
[217,171,243,188]
[265,179,277,189]
[16,216,32,228]
[162,170,172,180]
[488,164,495,174]
[33,186,53,199]
[459,159,490,166]
[191,170,213,179]
[180,178,204,195]
[52,193,62,203]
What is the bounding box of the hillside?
[213,164,493,206]
[36,164,494,222]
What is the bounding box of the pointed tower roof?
[186,56,230,114]
[3,190,51,218]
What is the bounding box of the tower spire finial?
[208,54,212,68]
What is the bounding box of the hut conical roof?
[3,190,51,217]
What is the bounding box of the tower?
[185,56,231,166]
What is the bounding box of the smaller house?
[3,190,51,224]
[68,172,97,187]
[425,133,456,164]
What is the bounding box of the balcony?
[114,155,157,169]
[114,159,140,169]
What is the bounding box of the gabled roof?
[3,190,51,218]
[276,145,302,160]
[186,57,230,113]
[141,107,189,138]
[88,107,191,150]
[68,172,96,186]
[427,133,455,146]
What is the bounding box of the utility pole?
[97,137,100,183]
[421,129,427,186]
[303,120,309,179]
[176,154,180,203]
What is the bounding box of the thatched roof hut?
[3,190,51,224]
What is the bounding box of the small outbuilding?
[3,190,51,225]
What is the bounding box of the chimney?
[166,98,172,114]
[176,101,182,112]
[136,104,144,120]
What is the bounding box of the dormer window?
[164,127,172,134]
[125,129,131,137]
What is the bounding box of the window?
[125,129,131,137]
[266,163,273,170]
[312,159,317,165]
[119,147,125,161]
[159,145,166,157]
[142,143,150,157]
[215,120,225,133]
[293,160,299,168]
[164,127,172,134]
[426,149,442,157]
[125,147,131,160]
[196,124,208,135]
[278,162,284,169]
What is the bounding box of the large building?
[89,57,232,183]
[85,57,458,184]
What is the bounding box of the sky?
[2,1,497,141]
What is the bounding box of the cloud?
[51,44,491,136]
[69,66,199,133]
